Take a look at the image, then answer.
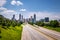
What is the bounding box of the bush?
[2,26,7,29]
[50,20,59,27]
[39,22,44,26]
[0,36,2,38]
[44,23,50,26]
[0,15,23,28]
[0,30,1,33]
[28,22,34,25]
[35,21,44,26]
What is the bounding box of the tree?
[28,22,34,25]
[50,20,59,27]
[0,15,23,28]
[35,21,44,26]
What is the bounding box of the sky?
[0,0,60,20]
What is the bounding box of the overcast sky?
[0,0,60,20]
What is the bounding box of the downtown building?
[12,14,16,21]
[19,14,24,22]
[34,14,36,23]
[39,19,44,22]
[45,17,49,22]
[44,17,49,24]
[28,14,36,23]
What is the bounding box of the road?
[34,24,60,40]
[21,24,55,40]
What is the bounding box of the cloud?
[0,0,6,6]
[0,7,60,20]
[11,0,23,6]
[2,10,16,14]
[20,11,60,20]
[0,7,7,12]
[0,7,17,19]
[16,1,23,6]
[11,0,16,5]
[20,9,26,12]
[0,7,16,14]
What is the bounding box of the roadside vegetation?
[29,20,60,32]
[44,26,60,32]
[0,15,23,40]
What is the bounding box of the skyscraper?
[19,14,21,22]
[21,15,23,22]
[12,14,15,21]
[34,14,36,23]
[45,17,49,22]
[40,19,44,22]
[22,15,23,20]
[30,16,33,22]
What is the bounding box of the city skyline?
[11,14,50,23]
[0,0,60,20]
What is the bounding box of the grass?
[44,26,60,32]
[0,25,23,40]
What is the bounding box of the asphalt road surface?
[21,24,56,40]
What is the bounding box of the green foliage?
[35,20,59,28]
[0,15,23,28]
[0,30,1,33]
[17,23,21,26]
[28,22,34,25]
[35,20,60,32]
[35,21,44,26]
[0,26,23,40]
[0,36,2,38]
[44,26,60,32]
[50,20,59,27]
[44,23,50,26]
[0,15,23,40]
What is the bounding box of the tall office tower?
[30,16,33,22]
[22,15,23,20]
[12,14,15,21]
[34,14,36,23]
[45,17,49,22]
[59,19,60,21]
[19,14,21,22]
[29,18,30,21]
[40,19,44,22]
[21,15,23,22]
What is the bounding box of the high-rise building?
[28,14,36,23]
[22,15,23,20]
[59,19,60,21]
[34,14,36,23]
[40,19,44,22]
[12,14,15,21]
[21,15,23,22]
[30,16,33,22]
[19,14,21,22]
[45,17,49,22]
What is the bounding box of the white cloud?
[0,7,60,20]
[0,7,17,19]
[0,0,6,6]
[11,0,23,6]
[11,0,16,5]
[0,7,7,12]
[2,10,16,14]
[0,7,16,14]
[16,1,23,6]
[20,9,26,12]
[20,11,60,20]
